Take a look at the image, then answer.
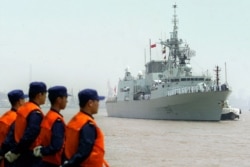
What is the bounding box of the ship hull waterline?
[106,90,231,121]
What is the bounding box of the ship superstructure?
[106,5,231,121]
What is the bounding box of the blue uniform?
[62,116,97,167]
[39,110,65,167]
[0,109,17,157]
[41,119,65,156]
[0,114,17,167]
[12,110,43,167]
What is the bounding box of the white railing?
[164,85,229,96]
[106,84,230,102]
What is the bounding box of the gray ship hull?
[106,90,231,121]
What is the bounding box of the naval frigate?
[106,5,231,121]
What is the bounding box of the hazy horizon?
[1,0,249,109]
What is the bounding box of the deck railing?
[106,84,230,102]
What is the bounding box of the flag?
[150,44,156,48]
[162,46,166,54]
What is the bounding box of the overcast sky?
[0,0,249,106]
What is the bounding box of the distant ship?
[106,4,231,121]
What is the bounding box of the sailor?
[61,89,109,167]
[4,82,47,167]
[0,90,28,167]
[33,86,69,167]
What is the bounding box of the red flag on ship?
[150,44,156,48]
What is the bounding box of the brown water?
[94,109,249,167]
[1,108,249,167]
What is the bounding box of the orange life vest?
[38,110,65,165]
[0,110,17,167]
[14,102,43,150]
[64,111,109,167]
[0,110,17,146]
